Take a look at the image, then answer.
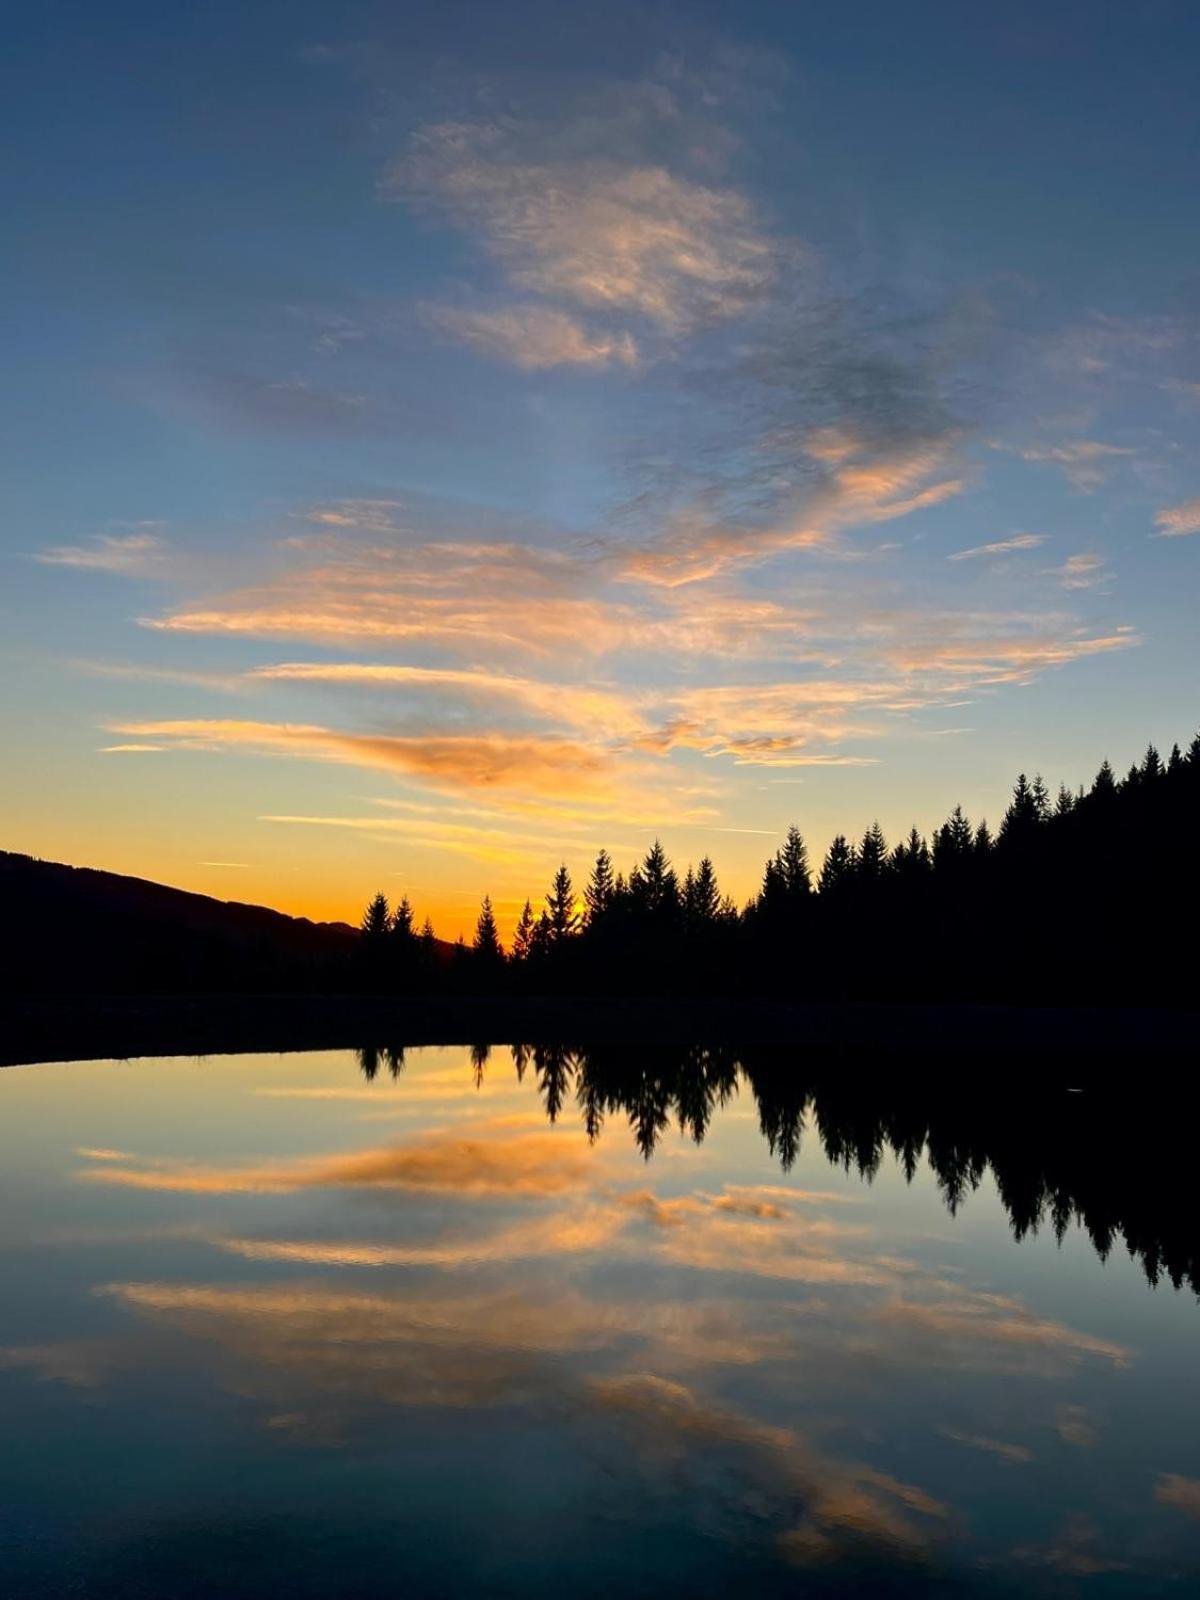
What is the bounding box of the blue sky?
[3,1,1199,931]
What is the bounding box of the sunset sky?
[4,1,1199,935]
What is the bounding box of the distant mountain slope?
[0,850,358,993]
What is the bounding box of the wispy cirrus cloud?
[102,717,617,796]
[883,623,1135,682]
[947,532,1046,562]
[1013,439,1134,492]
[425,304,638,370]
[248,662,648,743]
[34,530,167,575]
[1043,552,1108,591]
[618,435,966,587]
[79,1126,593,1197]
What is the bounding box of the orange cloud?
[79,1128,593,1198]
[103,717,612,793]
[389,122,777,332]
[618,438,965,586]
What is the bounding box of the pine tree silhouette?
[511,899,536,962]
[687,856,722,925]
[545,865,579,943]
[338,723,1199,1008]
[818,834,856,894]
[856,821,888,882]
[584,850,615,927]
[391,896,414,940]
[635,840,679,918]
[473,896,503,962]
[360,892,390,939]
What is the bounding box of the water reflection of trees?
[350,1040,1200,1295]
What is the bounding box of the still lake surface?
[1,1044,1198,1597]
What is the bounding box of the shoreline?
[2,992,1195,1067]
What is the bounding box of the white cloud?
[947,533,1045,562]
[1043,552,1108,590]
[1014,441,1134,492]
[35,531,167,575]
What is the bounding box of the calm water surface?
[1,1045,1198,1597]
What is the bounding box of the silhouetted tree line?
[353,1038,1200,1295]
[357,729,1200,1005]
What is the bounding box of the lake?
[1,1044,1197,1596]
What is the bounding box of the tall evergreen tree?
[1091,759,1117,800]
[818,834,855,894]
[472,896,503,962]
[891,826,931,878]
[856,821,888,882]
[511,899,536,962]
[360,892,391,940]
[685,856,721,927]
[545,866,578,943]
[391,895,414,940]
[999,774,1042,845]
[583,849,615,926]
[531,908,553,959]
[933,805,973,869]
[777,825,811,897]
[636,840,679,917]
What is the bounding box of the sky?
[3,0,1199,936]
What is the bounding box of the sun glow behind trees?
[354,730,1200,1005]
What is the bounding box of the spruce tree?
[818,834,855,894]
[999,775,1042,845]
[1091,759,1117,800]
[892,826,931,878]
[776,826,811,897]
[637,840,679,917]
[531,908,553,959]
[692,856,721,922]
[473,895,503,962]
[545,866,578,943]
[511,899,536,962]
[856,821,888,882]
[391,895,414,940]
[360,892,391,940]
[933,805,973,869]
[584,850,615,927]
